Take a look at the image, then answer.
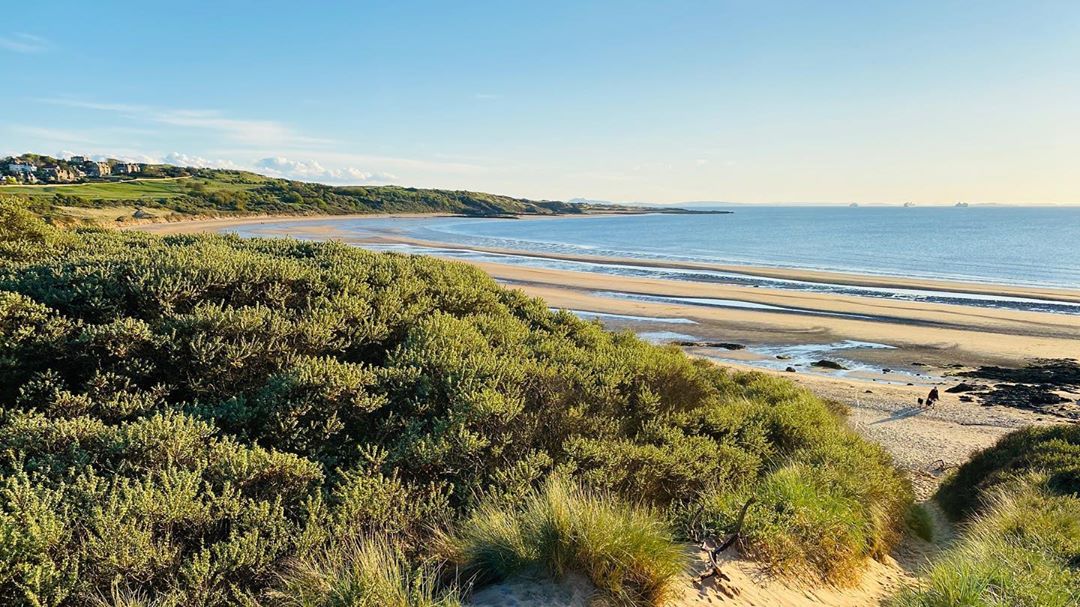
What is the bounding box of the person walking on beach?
[925,386,940,408]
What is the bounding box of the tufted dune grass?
[439,477,685,606]
[271,537,462,607]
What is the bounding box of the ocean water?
[227,206,1080,315]
[398,207,1080,289]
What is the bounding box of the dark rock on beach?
[953,359,1080,420]
[945,383,980,393]
[785,366,797,373]
[811,359,847,370]
[958,358,1080,386]
[979,383,1070,408]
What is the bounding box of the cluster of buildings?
[1,156,145,184]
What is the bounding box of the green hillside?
[2,174,270,201]
[2,161,592,225]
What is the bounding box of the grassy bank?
[0,200,911,606]
[892,426,1080,606]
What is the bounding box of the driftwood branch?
[927,459,957,473]
[694,496,756,597]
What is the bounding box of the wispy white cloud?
[0,33,50,53]
[39,99,147,114]
[23,97,489,185]
[254,149,487,175]
[254,156,397,184]
[37,98,332,147]
[53,150,190,165]
[13,126,97,144]
[155,110,333,146]
[12,123,156,142]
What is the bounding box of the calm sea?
[391,206,1080,289]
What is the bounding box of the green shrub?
[0,229,912,604]
[441,477,685,607]
[0,198,57,243]
[687,417,912,583]
[905,504,935,543]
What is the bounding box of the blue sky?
[4,1,1079,203]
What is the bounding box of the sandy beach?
[132,214,1078,479]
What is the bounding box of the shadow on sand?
[869,405,928,425]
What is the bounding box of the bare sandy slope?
[469,545,924,607]
[724,363,1055,499]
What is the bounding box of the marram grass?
[271,536,462,607]
[440,477,686,607]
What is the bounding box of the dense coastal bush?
[0,204,911,605]
[893,426,1080,606]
